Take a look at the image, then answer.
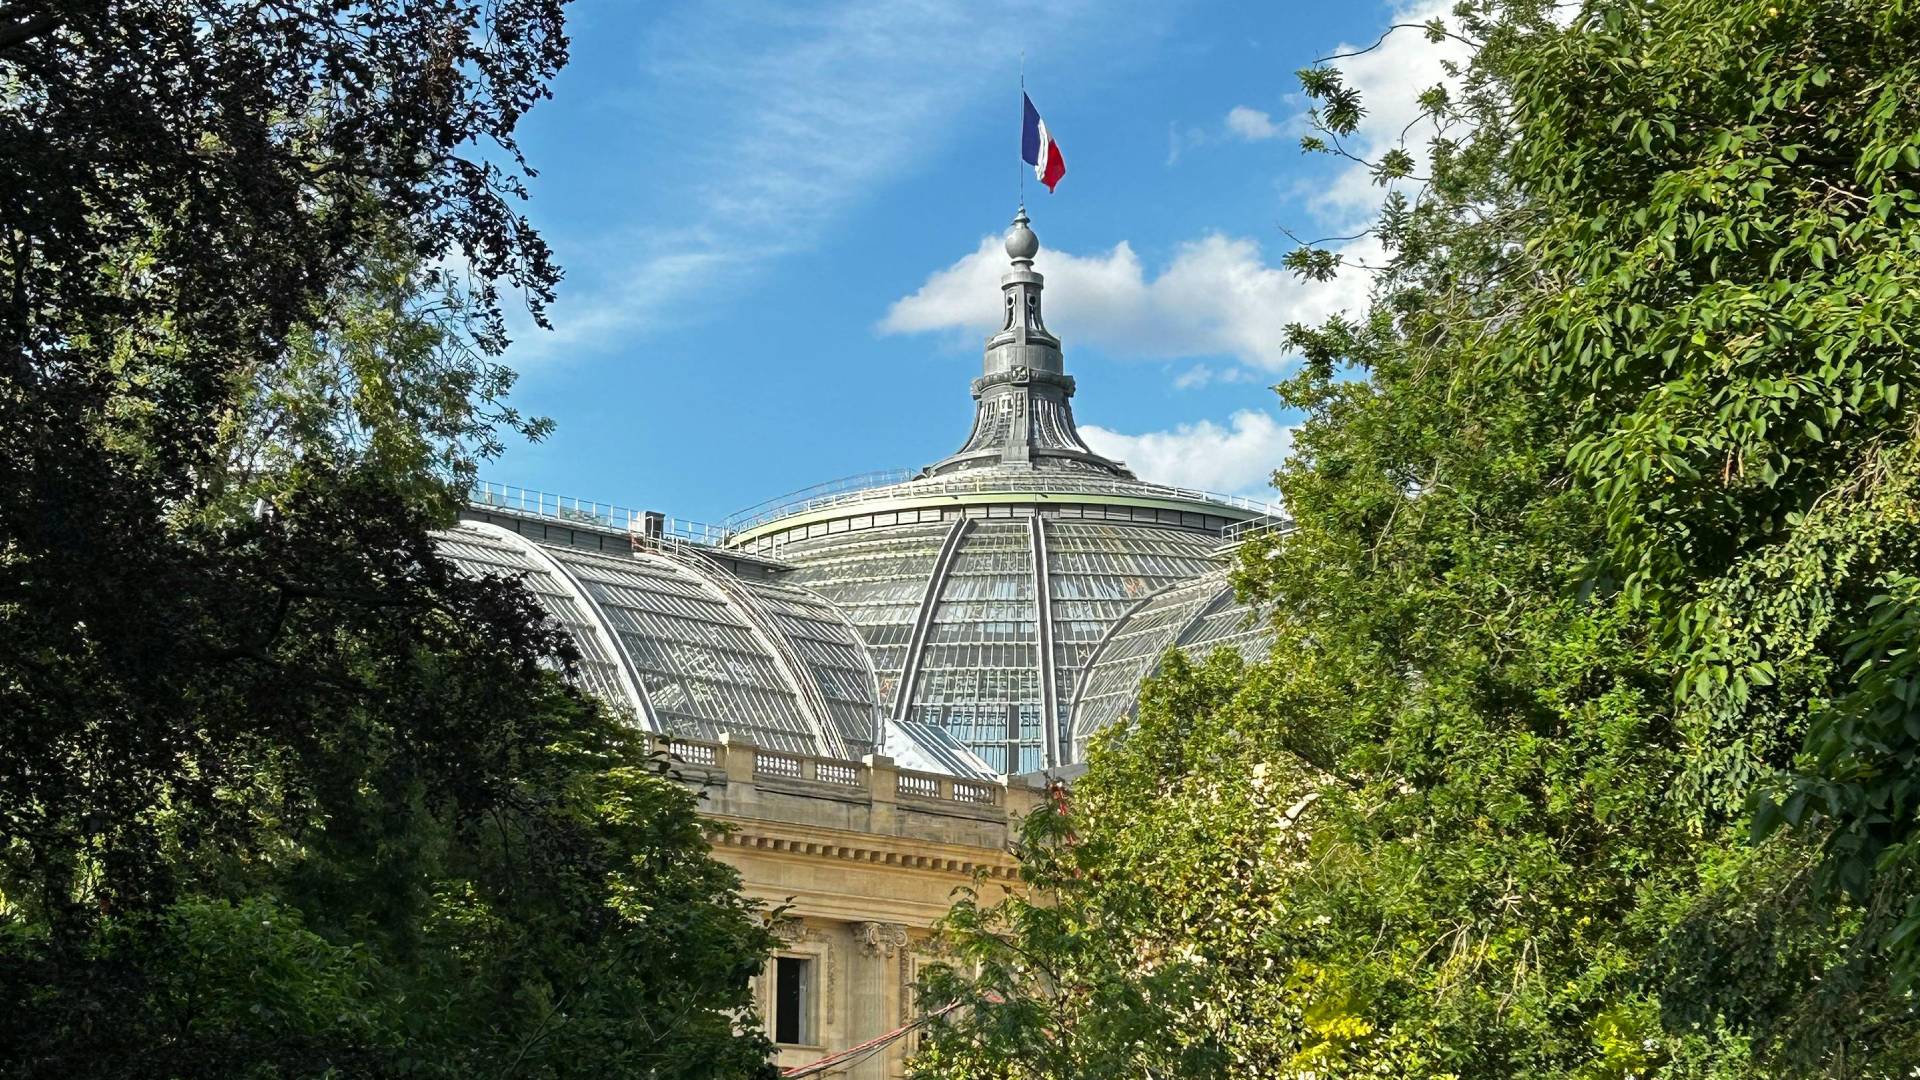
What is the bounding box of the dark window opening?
[774,955,811,1044]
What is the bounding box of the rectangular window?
[774,955,812,1045]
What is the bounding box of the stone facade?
[644,733,1043,1077]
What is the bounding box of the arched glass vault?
[1065,569,1273,758]
[764,499,1234,773]
[442,492,1273,775]
[439,521,878,759]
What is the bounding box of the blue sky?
[491,0,1460,523]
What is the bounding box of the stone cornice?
[707,816,1021,882]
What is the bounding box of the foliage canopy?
[1,3,775,1075]
[914,1,1920,1076]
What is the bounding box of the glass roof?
[1066,568,1272,753]
[771,510,1235,773]
[761,521,951,713]
[741,580,882,753]
[435,527,643,716]
[905,520,1043,774]
[438,522,879,758]
[884,718,998,780]
[1043,522,1223,756]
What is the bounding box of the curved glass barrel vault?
[1043,522,1225,741]
[435,524,645,715]
[437,521,879,759]
[751,520,952,713]
[1066,569,1274,757]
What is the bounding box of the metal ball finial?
[1005,207,1039,263]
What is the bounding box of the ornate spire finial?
[1005,207,1038,266]
[920,209,1134,480]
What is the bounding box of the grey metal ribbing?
[1061,584,1161,758]
[1028,514,1059,768]
[467,521,659,732]
[1171,586,1248,649]
[891,516,974,722]
[671,548,851,760]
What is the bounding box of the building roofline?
[725,481,1274,549]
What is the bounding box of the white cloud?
[1167,105,1284,166]
[1166,121,1211,165]
[510,0,1173,363]
[1172,364,1264,390]
[1173,365,1216,390]
[880,231,1379,369]
[1081,411,1293,497]
[1225,105,1282,141]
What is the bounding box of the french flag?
[1022,93,1066,192]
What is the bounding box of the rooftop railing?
[469,481,729,547]
[719,469,917,532]
[719,469,1285,535]
[469,477,1286,552]
[1221,514,1293,544]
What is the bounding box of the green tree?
[914,1,1920,1076]
[1,4,775,1075]
[218,218,555,521]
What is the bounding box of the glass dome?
[450,210,1280,774]
[722,469,1258,772]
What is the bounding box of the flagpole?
[1018,52,1026,210]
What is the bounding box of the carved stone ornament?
[856,920,910,957]
[767,918,836,1023]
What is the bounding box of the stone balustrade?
[640,732,1040,856]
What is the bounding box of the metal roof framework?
[441,211,1278,772]
[439,521,881,758]
[765,511,1232,773]
[1065,569,1274,755]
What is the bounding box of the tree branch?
[1316,22,1480,65]
[0,8,58,51]
[1281,223,1377,248]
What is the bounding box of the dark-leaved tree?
[0,3,775,1076]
